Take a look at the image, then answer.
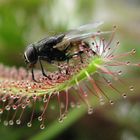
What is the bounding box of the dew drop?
[88,106,93,115]
[4,120,8,126]
[126,61,130,65]
[5,105,10,111]
[16,94,20,99]
[0,109,3,114]
[16,119,21,125]
[9,120,14,125]
[12,105,17,110]
[27,122,32,127]
[13,95,16,99]
[43,98,48,103]
[2,97,6,102]
[107,80,111,84]
[70,102,75,108]
[3,89,6,94]
[118,70,122,75]
[129,86,134,91]
[109,100,114,105]
[131,49,136,55]
[38,116,42,121]
[99,98,105,105]
[10,94,14,98]
[40,124,45,130]
[26,99,30,103]
[28,86,32,89]
[122,93,127,99]
[22,104,26,109]
[58,117,63,123]
[32,94,37,99]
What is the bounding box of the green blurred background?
[0,0,140,140]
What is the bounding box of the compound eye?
[24,45,38,64]
[24,52,30,63]
[24,54,29,64]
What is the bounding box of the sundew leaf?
[0,26,139,130]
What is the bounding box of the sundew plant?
[0,22,139,134]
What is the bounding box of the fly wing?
[54,21,112,48]
[65,21,104,36]
[64,31,113,42]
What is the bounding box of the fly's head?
[24,44,38,67]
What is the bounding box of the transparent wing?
[54,21,114,48]
[64,31,113,42]
[65,21,104,36]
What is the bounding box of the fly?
[24,21,110,82]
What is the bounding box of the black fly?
[24,34,83,82]
[24,21,109,82]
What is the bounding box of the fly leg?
[65,51,84,75]
[68,51,84,63]
[57,62,62,73]
[63,43,71,52]
[31,66,39,82]
[38,57,51,80]
[78,51,83,63]
[25,65,29,79]
[65,58,70,75]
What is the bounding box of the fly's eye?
[24,55,28,63]
[24,51,31,63]
[24,45,38,64]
